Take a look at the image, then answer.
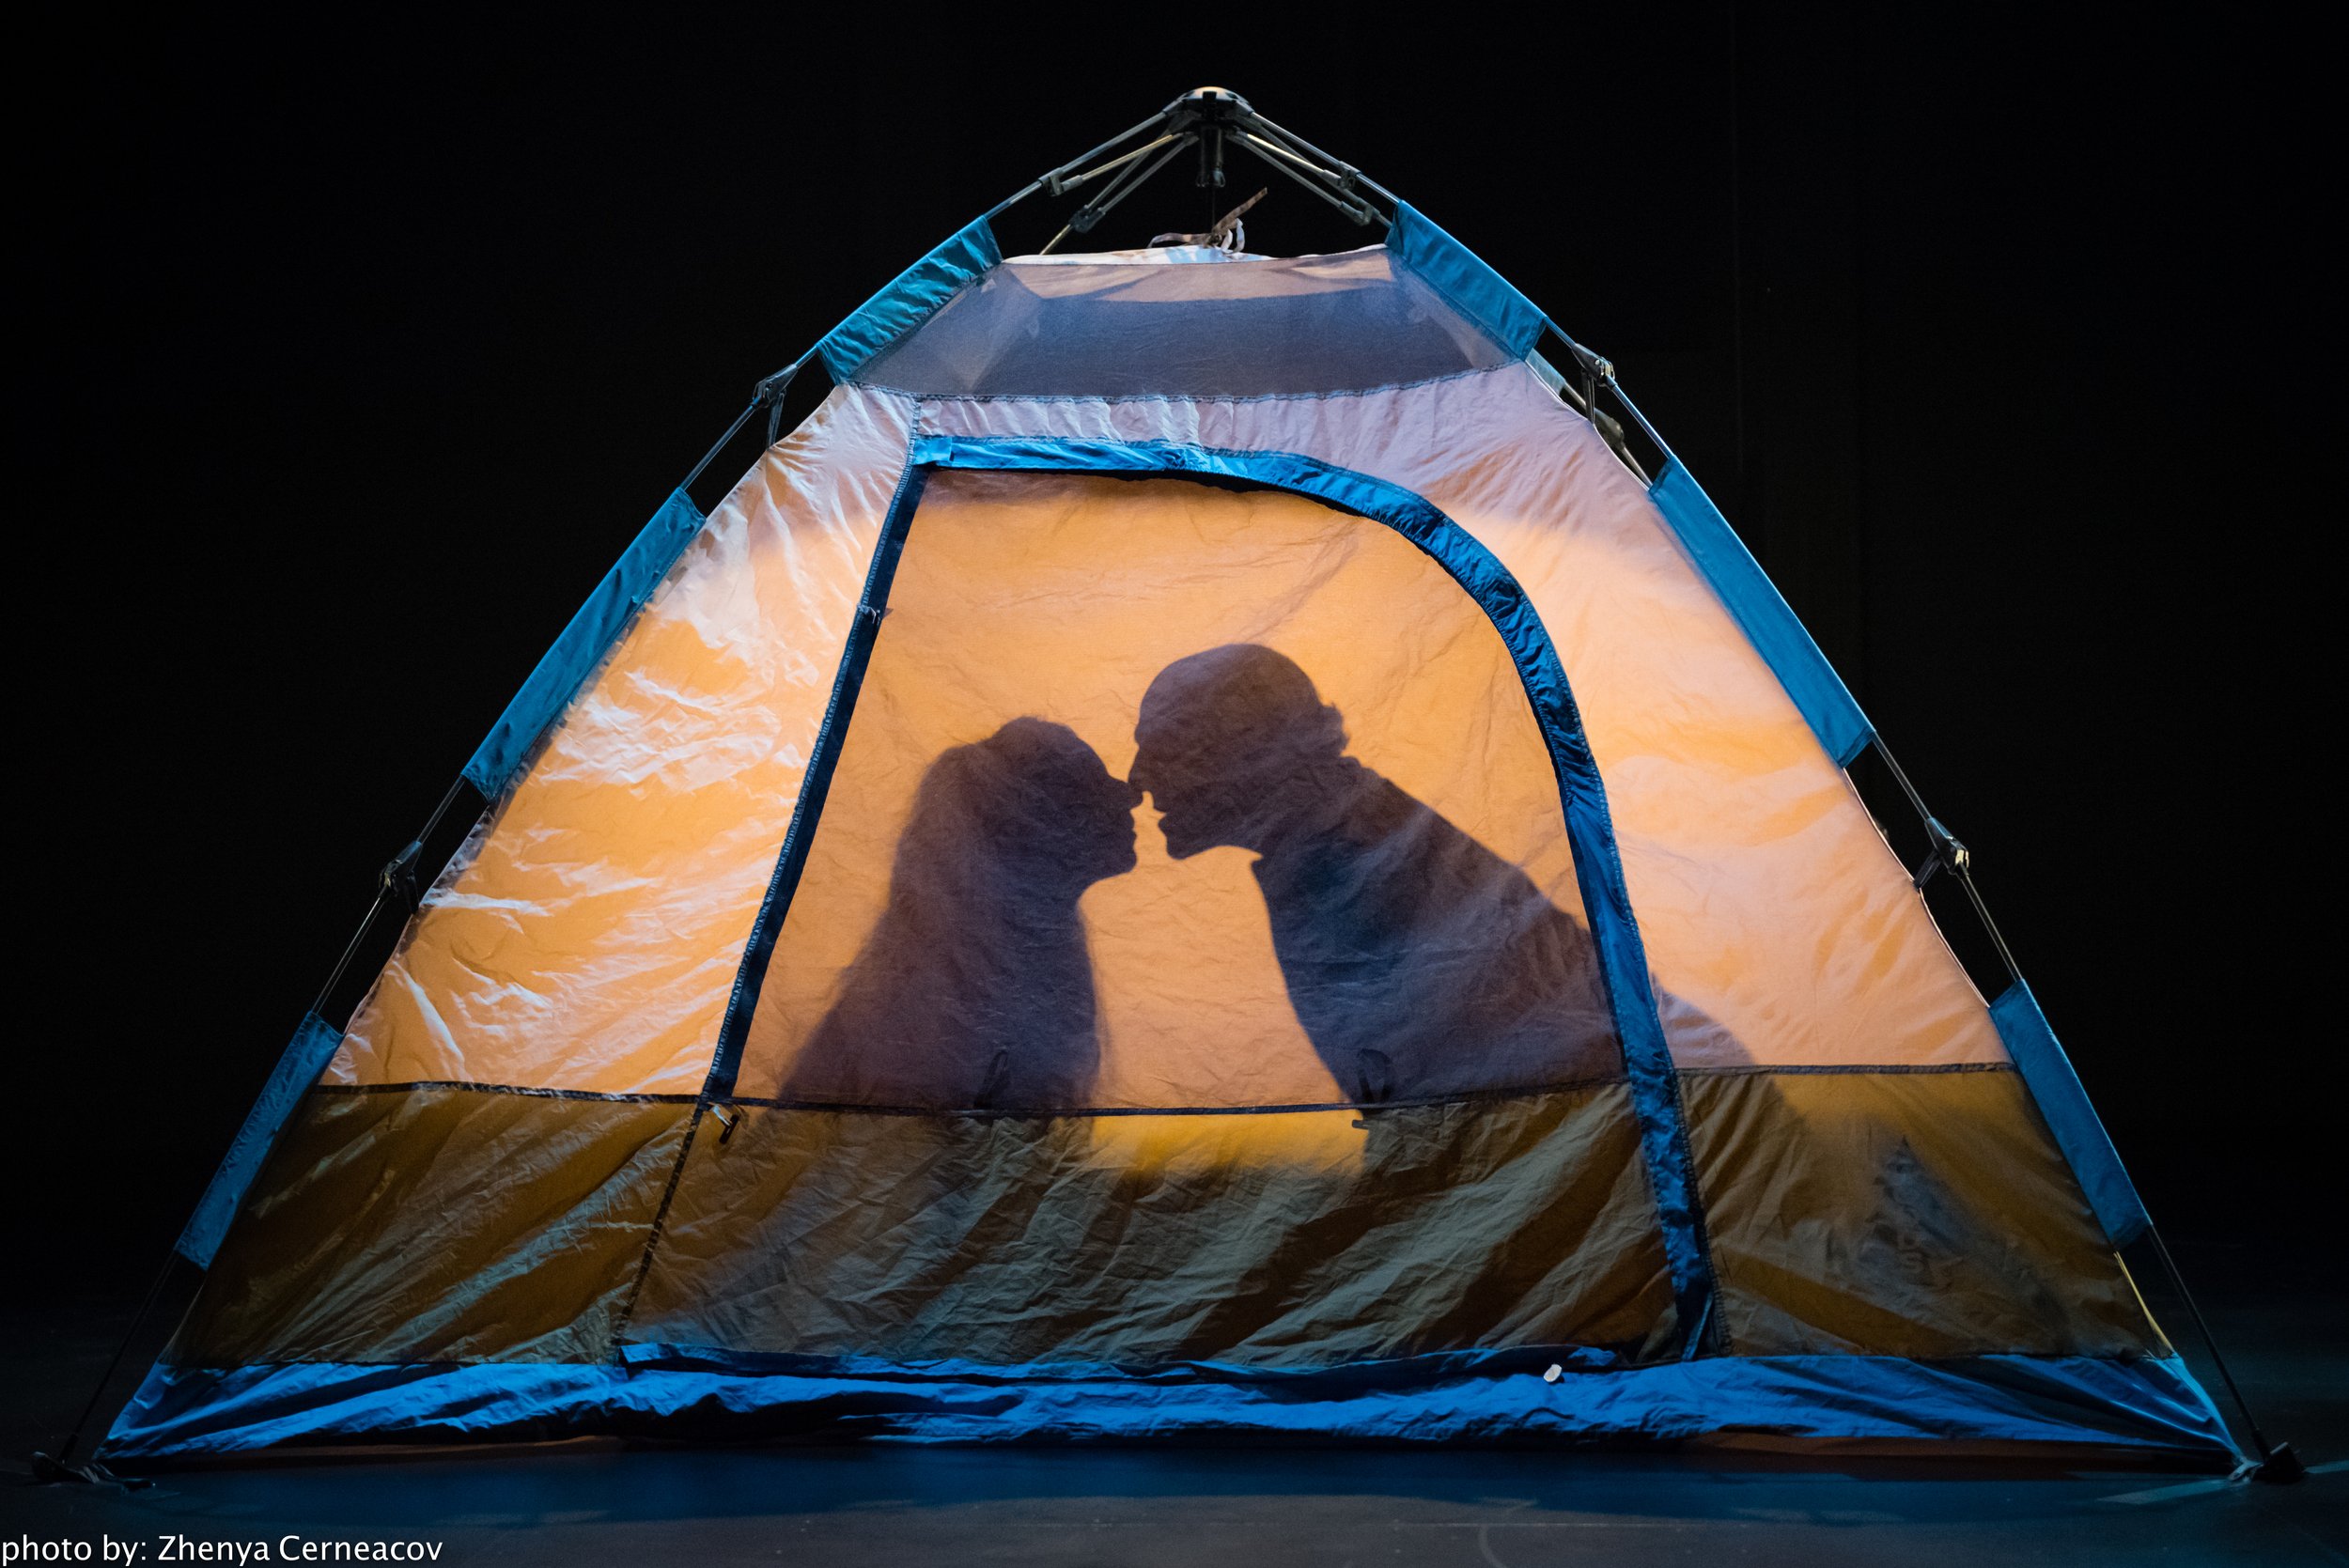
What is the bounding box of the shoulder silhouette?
[1131,644,1621,1101]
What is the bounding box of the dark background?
[18,8,2326,1299]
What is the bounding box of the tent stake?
[2143,1224,2304,1482]
[34,1256,179,1483]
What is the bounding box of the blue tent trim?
[1386,203,1548,360]
[818,217,1002,383]
[702,454,927,1101]
[1989,982,2151,1248]
[462,216,995,796]
[462,489,708,796]
[1645,460,1875,768]
[101,1350,2237,1463]
[176,1012,346,1268]
[1382,205,1871,772]
[705,433,1718,1335]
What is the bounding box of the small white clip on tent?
[56,87,2297,1476]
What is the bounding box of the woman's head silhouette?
[787,718,1138,1111]
[904,717,1141,908]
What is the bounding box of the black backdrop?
[21,8,2326,1290]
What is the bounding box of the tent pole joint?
[1039,134,1196,253]
[1910,816,1969,892]
[755,360,802,405]
[757,359,806,449]
[1196,123,1226,189]
[378,837,424,914]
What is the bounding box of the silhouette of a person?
[1129,644,1623,1102]
[785,718,1141,1112]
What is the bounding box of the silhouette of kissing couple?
[786,644,1625,1113]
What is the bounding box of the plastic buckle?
[379,839,423,912]
[1912,817,1969,891]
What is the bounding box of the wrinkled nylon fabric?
[462,489,709,795]
[164,1073,2146,1379]
[737,471,1630,1110]
[1647,461,1872,768]
[125,245,2210,1465]
[762,446,1714,1334]
[327,387,912,1094]
[921,370,2006,1072]
[631,1088,1674,1369]
[818,217,1002,382]
[1683,1068,2162,1358]
[104,1354,2232,1462]
[170,1089,691,1366]
[327,315,2000,1097]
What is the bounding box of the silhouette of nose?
[1121,777,1144,807]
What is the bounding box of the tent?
[83,89,2271,1469]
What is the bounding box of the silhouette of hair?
[784,718,1138,1111]
[1133,644,1623,1101]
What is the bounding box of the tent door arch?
[687,438,1719,1343]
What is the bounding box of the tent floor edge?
[94,1352,2240,1468]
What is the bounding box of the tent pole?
[1237,112,1401,224]
[1883,722,2298,1478]
[1060,132,1188,194]
[1233,132,1384,220]
[984,108,1175,222]
[1605,364,2301,1480]
[309,773,474,1017]
[34,1254,186,1483]
[988,93,1400,246]
[1527,338,1647,478]
[1227,135,1382,226]
[2143,1223,2299,1479]
[1036,135,1196,255]
[1236,107,1403,210]
[688,389,773,491]
[39,760,476,1480]
[33,373,817,1483]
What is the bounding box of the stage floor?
[6,1236,2341,1567]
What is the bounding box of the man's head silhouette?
[1131,644,1349,858]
